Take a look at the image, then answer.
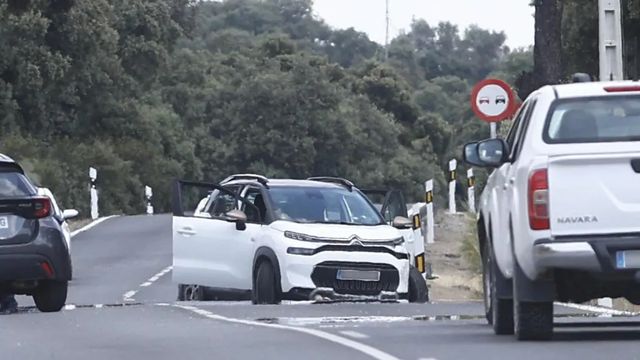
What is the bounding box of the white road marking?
[173,304,402,360]
[70,215,119,238]
[123,290,137,302]
[556,302,637,316]
[339,330,369,339]
[64,304,76,310]
[271,315,412,326]
[121,265,173,302]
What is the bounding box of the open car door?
[172,180,260,291]
[361,189,426,275]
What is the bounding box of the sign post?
[424,180,434,244]
[89,167,98,220]
[448,159,457,214]
[145,186,154,215]
[470,78,517,138]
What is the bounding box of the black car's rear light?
[33,197,52,219]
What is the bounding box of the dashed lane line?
[171,304,402,360]
[122,265,173,302]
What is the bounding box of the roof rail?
[220,173,269,186]
[307,177,354,190]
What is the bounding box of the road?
[4,215,640,360]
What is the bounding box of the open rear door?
[361,189,426,274]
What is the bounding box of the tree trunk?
[516,0,563,100]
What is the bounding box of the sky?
[313,0,535,49]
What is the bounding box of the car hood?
[270,221,402,242]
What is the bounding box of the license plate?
[0,216,7,229]
[336,269,380,282]
[616,250,640,269]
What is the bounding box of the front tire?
[408,266,429,303]
[33,280,68,312]
[483,240,513,334]
[253,261,280,305]
[181,284,206,301]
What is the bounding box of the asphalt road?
[4,214,640,360]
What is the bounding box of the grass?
[68,218,93,232]
[459,215,482,274]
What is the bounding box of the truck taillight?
[528,169,549,230]
[33,197,51,219]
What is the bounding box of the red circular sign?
[470,79,516,122]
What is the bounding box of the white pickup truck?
[463,80,640,340]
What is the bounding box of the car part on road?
[408,266,428,303]
[33,280,68,312]
[180,284,206,301]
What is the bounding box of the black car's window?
[0,171,36,198]
[269,186,384,225]
[545,95,640,143]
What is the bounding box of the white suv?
[172,175,428,304]
[464,81,640,340]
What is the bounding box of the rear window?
[0,171,36,198]
[544,96,640,143]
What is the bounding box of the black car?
[0,154,72,312]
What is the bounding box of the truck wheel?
[483,241,514,334]
[253,261,280,305]
[33,280,68,313]
[514,300,553,341]
[408,266,429,303]
[513,260,553,340]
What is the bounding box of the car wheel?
[483,240,514,334]
[408,266,429,303]
[33,280,68,313]
[182,284,206,301]
[253,261,279,305]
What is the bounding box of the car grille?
[310,261,399,296]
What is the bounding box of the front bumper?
[533,235,640,274]
[279,246,410,296]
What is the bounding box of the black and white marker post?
[89,167,98,220]
[448,159,457,214]
[467,169,476,213]
[145,186,154,215]
[424,179,434,244]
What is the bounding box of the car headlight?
[284,231,316,242]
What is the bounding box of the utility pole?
[384,0,390,60]
[598,0,624,81]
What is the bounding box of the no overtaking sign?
[470,79,516,123]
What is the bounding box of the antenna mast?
[384,0,390,60]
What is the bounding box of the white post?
[448,159,457,214]
[599,0,624,81]
[145,186,154,215]
[467,168,476,214]
[424,180,435,244]
[89,167,98,220]
[490,122,497,139]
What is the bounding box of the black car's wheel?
[408,266,429,303]
[33,280,68,313]
[253,261,280,305]
[182,284,206,301]
[483,240,514,334]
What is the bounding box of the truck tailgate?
[548,152,640,237]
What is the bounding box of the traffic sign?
[470,79,516,123]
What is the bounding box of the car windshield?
[545,96,640,143]
[269,186,384,225]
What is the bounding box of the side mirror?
[392,216,412,229]
[463,139,509,168]
[224,209,247,231]
[62,209,79,220]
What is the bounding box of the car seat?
[556,109,599,141]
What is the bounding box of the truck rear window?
[0,171,36,198]
[544,96,640,143]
